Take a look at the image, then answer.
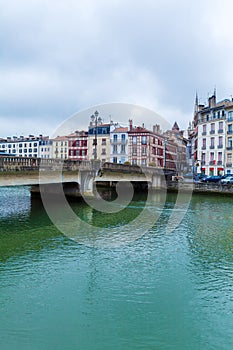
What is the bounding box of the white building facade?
[110,127,128,164]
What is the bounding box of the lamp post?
[93,110,99,160]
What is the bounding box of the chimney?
[208,94,216,108]
[153,124,161,133]
[129,119,133,131]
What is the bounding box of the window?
[113,145,117,154]
[113,157,117,163]
[102,138,106,145]
[142,146,147,155]
[228,137,232,148]
[76,140,79,147]
[201,153,206,162]
[101,148,106,155]
[228,111,233,121]
[218,152,222,161]
[210,137,215,148]
[29,148,32,153]
[33,148,37,153]
[121,134,126,141]
[210,123,215,133]
[8,144,11,148]
[141,136,147,145]
[132,147,137,155]
[121,145,125,154]
[218,121,223,132]
[141,159,146,165]
[24,149,27,153]
[132,136,137,144]
[218,136,223,147]
[228,124,232,133]
[203,125,206,134]
[113,134,117,142]
[19,143,22,147]
[210,152,214,161]
[202,139,206,148]
[132,159,137,165]
[227,153,232,161]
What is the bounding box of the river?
[0,186,233,350]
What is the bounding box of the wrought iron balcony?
[226,163,232,167]
[218,129,224,133]
[201,146,206,150]
[217,145,223,149]
[209,145,215,149]
[210,130,215,134]
[209,160,215,165]
[227,146,232,150]
[202,131,207,135]
[217,161,222,165]
[227,130,233,134]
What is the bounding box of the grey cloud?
[1,0,233,137]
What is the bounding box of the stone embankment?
[167,181,233,195]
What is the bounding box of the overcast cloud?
[1,0,233,137]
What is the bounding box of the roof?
[112,127,128,133]
[128,126,150,133]
[53,136,69,141]
[67,131,88,137]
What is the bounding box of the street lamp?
[93,110,99,160]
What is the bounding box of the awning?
[217,167,224,171]
[209,167,214,171]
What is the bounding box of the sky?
[1,0,233,138]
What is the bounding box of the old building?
[110,126,128,164]
[127,121,164,167]
[68,130,88,161]
[87,112,115,163]
[51,136,68,159]
[192,91,233,176]
[0,134,48,158]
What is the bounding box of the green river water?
[0,186,233,349]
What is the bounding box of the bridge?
[0,156,169,197]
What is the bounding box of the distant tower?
[195,91,199,114]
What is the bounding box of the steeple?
[195,91,199,113]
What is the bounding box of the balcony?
[217,145,223,149]
[226,163,232,167]
[112,140,127,144]
[202,131,207,135]
[201,146,206,150]
[209,161,215,165]
[227,130,232,134]
[227,146,232,150]
[201,161,206,165]
[217,161,222,165]
[210,130,215,134]
[209,145,215,149]
[218,129,224,133]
